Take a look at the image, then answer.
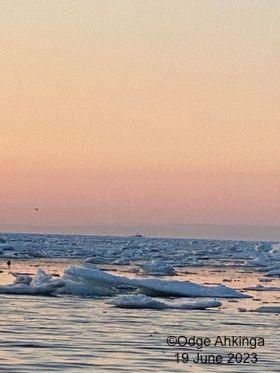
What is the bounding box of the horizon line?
[1,223,280,242]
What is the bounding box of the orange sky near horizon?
[0,1,280,233]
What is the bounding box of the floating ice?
[84,257,114,265]
[111,258,131,265]
[138,259,175,276]
[0,269,64,296]
[243,285,280,292]
[62,265,132,296]
[134,277,249,298]
[258,278,272,283]
[31,268,54,287]
[265,268,280,277]
[254,306,280,314]
[109,294,222,310]
[110,294,165,309]
[11,272,32,285]
[63,265,249,298]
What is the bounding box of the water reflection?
[0,294,279,372]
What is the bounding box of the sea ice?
[11,272,32,285]
[84,257,114,265]
[254,306,280,314]
[109,294,165,309]
[0,269,64,295]
[63,265,249,298]
[134,277,249,298]
[265,269,280,277]
[1,233,279,272]
[137,259,175,276]
[109,294,222,310]
[243,285,280,292]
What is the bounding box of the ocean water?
[0,293,279,372]
[0,233,279,372]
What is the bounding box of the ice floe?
[11,272,32,285]
[0,265,249,300]
[134,277,248,298]
[63,265,249,298]
[109,294,222,310]
[258,278,272,283]
[243,285,280,292]
[253,306,280,314]
[137,259,175,276]
[109,294,165,309]
[0,269,64,295]
[264,269,280,277]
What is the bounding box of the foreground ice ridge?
[0,266,249,299]
[62,265,249,298]
[61,265,249,298]
[109,294,222,309]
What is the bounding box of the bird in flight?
[34,208,39,212]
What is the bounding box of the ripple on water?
[0,294,279,372]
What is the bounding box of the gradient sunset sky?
[1,1,279,239]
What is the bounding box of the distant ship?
[132,232,145,238]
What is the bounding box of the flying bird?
[34,208,39,212]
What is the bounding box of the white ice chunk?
[83,257,115,265]
[109,294,222,310]
[243,285,280,291]
[63,266,249,298]
[134,277,248,298]
[62,266,131,296]
[11,272,32,285]
[254,306,280,313]
[265,268,280,277]
[31,268,54,287]
[0,269,64,296]
[258,278,272,283]
[138,259,175,276]
[109,294,165,309]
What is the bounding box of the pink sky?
[0,1,279,238]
